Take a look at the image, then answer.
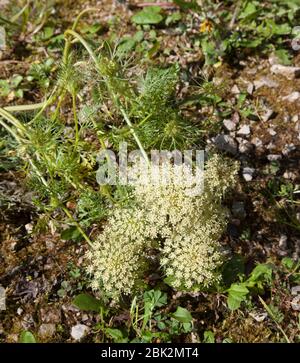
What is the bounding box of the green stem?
[64,30,150,164]
[62,206,93,247]
[52,90,66,120]
[63,8,99,64]
[0,107,27,135]
[72,91,79,147]
[28,86,59,125]
[4,102,45,112]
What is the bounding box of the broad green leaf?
[239,2,257,18]
[72,293,102,312]
[171,306,193,323]
[19,331,36,343]
[227,283,249,310]
[61,226,81,241]
[105,328,128,343]
[131,7,163,25]
[248,264,273,284]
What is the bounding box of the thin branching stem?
[64,29,150,164]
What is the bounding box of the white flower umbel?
[86,154,239,300]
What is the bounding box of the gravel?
[253,77,279,89]
[242,167,255,181]
[267,154,282,161]
[281,92,300,103]
[71,324,89,341]
[223,119,236,131]
[237,125,251,136]
[270,64,300,80]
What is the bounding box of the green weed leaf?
[19,331,36,343]
[227,283,249,310]
[72,293,103,312]
[131,6,163,25]
[171,306,193,323]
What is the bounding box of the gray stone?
[291,286,300,296]
[278,234,287,249]
[283,171,297,180]
[249,311,268,322]
[282,143,296,156]
[237,125,251,136]
[214,134,237,155]
[267,154,282,161]
[262,109,276,122]
[232,111,240,124]
[231,84,240,94]
[71,324,89,341]
[281,92,300,103]
[267,128,277,136]
[242,167,255,181]
[270,64,300,80]
[254,77,279,90]
[291,296,300,311]
[223,119,236,131]
[247,83,254,95]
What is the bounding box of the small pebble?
[231,84,240,94]
[278,234,287,249]
[242,167,255,181]
[71,324,89,341]
[281,92,300,103]
[270,64,300,80]
[267,154,282,161]
[267,128,277,136]
[223,119,236,131]
[237,125,251,136]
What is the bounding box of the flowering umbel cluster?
[86,155,239,300]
